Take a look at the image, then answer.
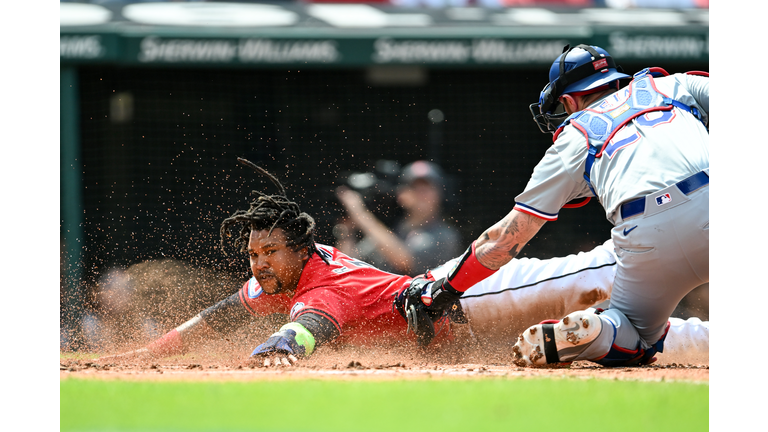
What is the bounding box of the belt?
[619,171,709,220]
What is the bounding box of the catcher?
[395,44,709,368]
[99,158,706,367]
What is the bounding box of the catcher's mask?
[530,44,629,134]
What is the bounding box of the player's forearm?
[146,291,248,357]
[337,187,415,272]
[475,210,546,270]
[350,208,414,273]
[145,314,215,357]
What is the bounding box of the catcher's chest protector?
[553,68,703,196]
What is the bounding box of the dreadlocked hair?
[219,158,328,265]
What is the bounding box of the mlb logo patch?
[655,193,672,206]
[290,302,305,320]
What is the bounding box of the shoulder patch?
[247,277,263,299]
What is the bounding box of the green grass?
[61,377,707,432]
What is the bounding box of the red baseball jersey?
[237,244,418,346]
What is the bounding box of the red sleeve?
[289,288,353,336]
[238,277,292,316]
[287,246,413,341]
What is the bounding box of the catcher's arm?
[474,209,546,270]
[96,291,251,361]
[250,312,339,368]
[396,210,545,330]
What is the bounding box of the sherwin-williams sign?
[60,2,709,66]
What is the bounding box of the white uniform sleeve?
[659,74,709,126]
[682,74,708,116]
[659,317,709,364]
[513,133,594,221]
[450,240,617,345]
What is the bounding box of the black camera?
[337,159,403,227]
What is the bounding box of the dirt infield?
[64,258,709,384]
[60,362,709,383]
[60,342,708,383]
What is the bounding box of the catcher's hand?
[395,274,466,347]
[394,276,439,347]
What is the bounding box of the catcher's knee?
[593,321,670,367]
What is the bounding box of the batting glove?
[394,275,463,347]
[251,322,316,359]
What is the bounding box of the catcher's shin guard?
[512,310,603,367]
[593,321,671,367]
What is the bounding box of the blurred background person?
[334,160,461,275]
[81,267,164,352]
[78,259,245,353]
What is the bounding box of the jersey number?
[331,257,377,274]
[603,110,676,158]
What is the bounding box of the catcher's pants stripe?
[449,241,617,345]
[459,261,616,299]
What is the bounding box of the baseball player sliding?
[400,44,709,367]
[99,158,708,367]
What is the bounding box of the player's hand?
[253,353,299,368]
[249,331,304,367]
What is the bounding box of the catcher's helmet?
[530,44,630,134]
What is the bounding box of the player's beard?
[268,280,284,294]
[258,273,284,294]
